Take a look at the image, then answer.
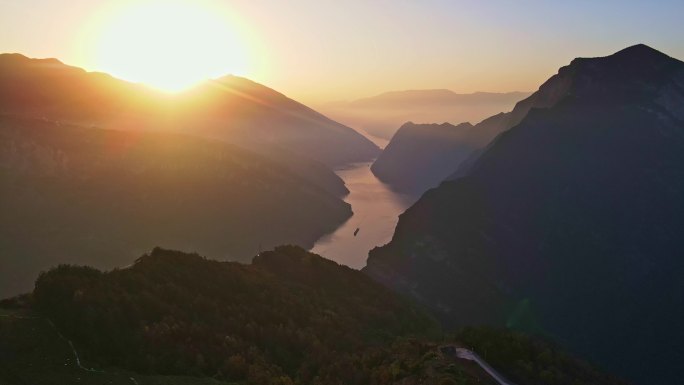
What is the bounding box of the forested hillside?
[9,246,626,385]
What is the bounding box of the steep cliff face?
[364,44,684,385]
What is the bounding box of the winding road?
[441,346,517,385]
[2,312,139,384]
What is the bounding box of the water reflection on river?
[311,162,418,269]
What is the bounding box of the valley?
[311,162,418,268]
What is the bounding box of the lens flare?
[82,0,255,92]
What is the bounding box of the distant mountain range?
[349,89,532,108]
[319,89,530,143]
[364,44,684,385]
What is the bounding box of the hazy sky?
[1,0,683,102]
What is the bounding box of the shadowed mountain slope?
[365,44,684,385]
[371,122,476,193]
[0,115,351,297]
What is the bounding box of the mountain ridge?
[0,53,378,190]
[349,89,531,107]
[318,89,531,141]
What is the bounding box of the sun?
[86,0,252,92]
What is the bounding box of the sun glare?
[86,1,253,92]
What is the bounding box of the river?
[311,161,419,269]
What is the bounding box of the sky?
[1,0,683,103]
